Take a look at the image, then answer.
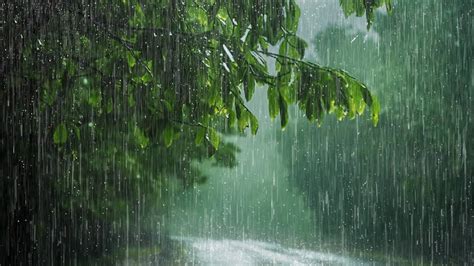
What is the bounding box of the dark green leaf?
[268,87,280,119]
[134,126,150,149]
[53,123,68,145]
[279,94,289,128]
[249,112,259,135]
[244,73,255,101]
[163,125,174,148]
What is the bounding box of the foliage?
[1,0,390,263]
[339,0,393,29]
[27,0,385,152]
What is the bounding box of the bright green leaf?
[126,51,136,68]
[141,72,153,84]
[207,128,220,150]
[195,127,206,146]
[371,96,380,126]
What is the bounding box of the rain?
[1,0,473,265]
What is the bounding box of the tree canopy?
[3,0,388,151]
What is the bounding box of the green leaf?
[295,37,307,59]
[130,3,145,26]
[126,51,136,68]
[128,93,136,107]
[335,106,346,120]
[285,3,301,32]
[87,89,101,108]
[385,0,393,12]
[237,110,249,132]
[244,73,255,101]
[245,50,267,74]
[279,94,289,128]
[268,87,280,119]
[195,127,206,146]
[163,125,174,148]
[258,36,270,51]
[279,40,288,58]
[338,0,388,29]
[249,112,259,135]
[53,123,68,145]
[228,109,236,128]
[106,98,113,113]
[371,96,380,126]
[207,128,220,150]
[141,72,153,84]
[134,126,150,149]
[162,99,172,112]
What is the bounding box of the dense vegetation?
[281,0,473,263]
[0,0,392,264]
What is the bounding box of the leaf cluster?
[36,0,384,153]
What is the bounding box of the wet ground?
[172,237,374,265]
